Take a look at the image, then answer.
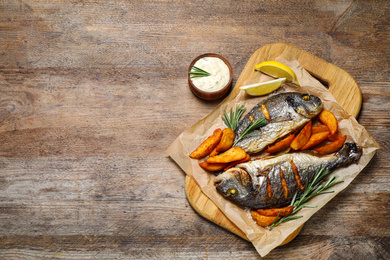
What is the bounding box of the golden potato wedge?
[290,121,312,150]
[301,131,330,150]
[256,206,294,217]
[209,128,235,157]
[266,134,295,154]
[209,148,218,157]
[250,210,281,227]
[189,128,223,159]
[199,161,227,172]
[315,135,347,154]
[206,147,247,164]
[223,154,251,171]
[327,130,343,142]
[311,124,329,135]
[318,110,338,135]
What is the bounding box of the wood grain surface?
[0,1,389,259]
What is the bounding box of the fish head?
[214,168,253,205]
[287,93,323,118]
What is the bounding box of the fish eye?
[226,188,237,196]
[302,94,310,100]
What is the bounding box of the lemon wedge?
[254,61,300,86]
[240,78,286,96]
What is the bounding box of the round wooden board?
[185,43,362,244]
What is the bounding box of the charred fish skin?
[234,92,323,154]
[214,143,362,209]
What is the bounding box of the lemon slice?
[240,78,286,96]
[254,61,300,86]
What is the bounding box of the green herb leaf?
[233,117,268,146]
[270,211,282,226]
[189,66,211,79]
[221,105,246,131]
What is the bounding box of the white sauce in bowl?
[191,57,230,92]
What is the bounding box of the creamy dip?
[191,57,230,92]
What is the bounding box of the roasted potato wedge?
[224,154,251,171]
[311,124,329,134]
[210,128,235,157]
[199,161,227,172]
[290,121,312,150]
[189,128,223,159]
[327,130,343,142]
[301,131,330,150]
[256,206,294,217]
[315,135,347,154]
[318,110,338,135]
[266,134,295,154]
[250,210,281,227]
[206,147,247,164]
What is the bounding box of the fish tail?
[326,142,362,170]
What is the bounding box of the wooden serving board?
[185,43,362,245]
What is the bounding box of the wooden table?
[1,1,389,259]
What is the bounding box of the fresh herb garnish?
[222,104,268,145]
[269,166,344,229]
[189,65,211,79]
[233,117,268,146]
[222,104,246,131]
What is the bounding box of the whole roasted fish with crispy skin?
[214,143,362,209]
[234,92,323,154]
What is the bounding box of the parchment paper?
[166,57,379,257]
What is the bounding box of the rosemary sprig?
[221,104,246,131]
[233,117,268,146]
[221,105,268,145]
[269,166,344,229]
[189,65,211,78]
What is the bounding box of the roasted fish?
[234,92,323,154]
[214,143,362,209]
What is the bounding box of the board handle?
[273,43,362,118]
[300,60,362,119]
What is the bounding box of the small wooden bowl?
[188,53,233,100]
